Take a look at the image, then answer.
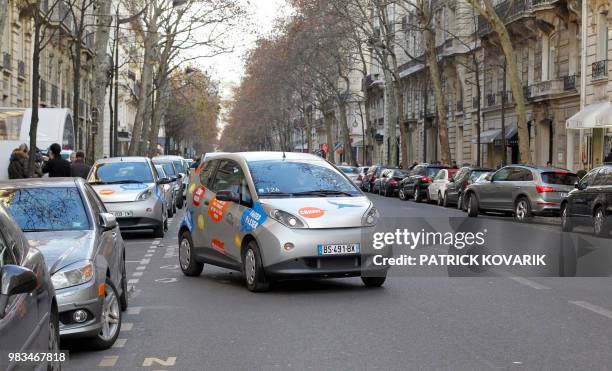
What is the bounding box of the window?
[492,167,512,181]
[593,167,612,186]
[508,168,533,181]
[0,231,16,268]
[579,169,598,188]
[541,172,578,186]
[210,160,243,193]
[199,160,218,187]
[434,170,446,181]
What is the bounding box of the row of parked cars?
[0,154,192,368]
[341,162,612,237]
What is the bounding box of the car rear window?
[393,170,409,178]
[541,172,578,185]
[0,187,90,231]
[426,167,445,177]
[469,170,489,183]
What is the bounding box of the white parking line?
[136,266,146,270]
[132,271,143,277]
[99,356,119,367]
[144,254,153,257]
[152,240,161,245]
[147,249,156,253]
[128,279,139,284]
[127,306,142,315]
[112,338,127,348]
[140,258,150,265]
[570,301,612,320]
[509,277,551,290]
[121,322,133,331]
[125,260,141,263]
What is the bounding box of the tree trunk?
[147,77,168,157]
[28,12,42,177]
[383,70,397,167]
[338,101,355,166]
[362,82,372,165]
[424,27,451,165]
[128,7,159,156]
[394,80,409,168]
[305,106,313,153]
[92,0,113,160]
[324,112,334,163]
[72,42,82,150]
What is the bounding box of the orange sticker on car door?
[208,197,229,222]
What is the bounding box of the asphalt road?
[63,195,612,370]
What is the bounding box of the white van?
[0,108,75,180]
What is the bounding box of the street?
[63,194,612,370]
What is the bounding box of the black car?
[561,165,612,237]
[399,164,448,202]
[364,165,388,192]
[445,166,493,208]
[0,204,60,370]
[378,169,410,197]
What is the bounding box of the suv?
[464,165,578,222]
[561,165,612,237]
[444,166,493,209]
[398,164,448,202]
[364,165,387,192]
[179,152,389,291]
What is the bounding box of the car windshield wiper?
[88,181,108,185]
[291,190,355,197]
[258,192,294,197]
[104,180,146,184]
[22,228,56,232]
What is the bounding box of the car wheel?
[413,187,421,203]
[593,206,609,237]
[457,193,463,210]
[179,231,204,276]
[514,197,532,223]
[561,203,573,232]
[243,240,270,292]
[47,307,60,371]
[399,188,406,201]
[168,204,174,218]
[437,191,443,206]
[154,222,165,238]
[466,193,479,217]
[119,257,128,311]
[361,274,386,287]
[176,195,183,209]
[442,192,450,208]
[89,278,121,350]
[172,200,177,215]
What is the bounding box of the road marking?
[127,306,142,315]
[161,264,179,270]
[132,271,143,277]
[152,240,161,245]
[570,301,612,320]
[142,357,177,366]
[147,249,156,253]
[121,322,133,331]
[125,260,141,263]
[128,279,140,284]
[99,356,119,367]
[155,277,178,283]
[144,254,153,257]
[140,258,151,265]
[136,266,146,271]
[509,277,551,290]
[112,338,127,348]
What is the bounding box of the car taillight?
[536,185,555,193]
[389,179,398,186]
[421,176,432,183]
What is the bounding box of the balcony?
[486,93,497,107]
[530,78,564,99]
[83,32,95,51]
[563,75,577,91]
[2,53,11,71]
[478,0,531,36]
[17,61,25,78]
[523,85,532,100]
[592,60,608,80]
[499,91,513,105]
[51,85,59,106]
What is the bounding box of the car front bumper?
[55,279,103,338]
[105,198,164,230]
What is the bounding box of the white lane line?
[99,356,119,367]
[136,266,146,271]
[140,258,150,265]
[152,240,161,245]
[125,260,141,263]
[144,254,153,257]
[509,277,551,290]
[127,306,142,315]
[570,301,612,320]
[147,249,156,253]
[112,338,127,348]
[128,279,140,284]
[121,322,133,331]
[132,271,143,277]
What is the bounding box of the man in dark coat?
[70,151,91,179]
[8,147,29,179]
[42,143,71,177]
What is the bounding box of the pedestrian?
[546,161,552,167]
[8,143,30,179]
[70,151,91,179]
[42,143,71,177]
[69,151,76,163]
[451,160,458,169]
[605,149,612,164]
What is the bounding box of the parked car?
[338,165,360,184]
[378,168,410,197]
[88,156,170,237]
[355,166,369,189]
[179,152,389,291]
[0,203,60,369]
[464,165,578,222]
[153,158,184,210]
[444,166,493,209]
[155,155,189,201]
[0,178,128,349]
[427,168,459,205]
[398,164,448,202]
[561,165,612,237]
[364,165,388,192]
[155,164,177,217]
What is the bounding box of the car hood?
[259,196,372,228]
[92,183,154,202]
[23,230,95,274]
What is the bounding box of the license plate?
[559,192,568,198]
[317,244,360,256]
[110,211,133,218]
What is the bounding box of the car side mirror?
[216,190,240,203]
[99,212,118,231]
[0,265,37,318]
[157,178,171,185]
[170,176,178,181]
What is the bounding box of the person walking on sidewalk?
[42,143,71,177]
[8,144,30,179]
[70,151,91,179]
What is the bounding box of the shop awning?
[566,102,612,129]
[472,128,501,144]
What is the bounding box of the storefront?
[566,101,612,170]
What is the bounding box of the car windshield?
[173,160,185,174]
[0,187,90,231]
[155,165,167,178]
[338,166,358,174]
[162,163,176,176]
[469,170,490,183]
[541,171,578,185]
[426,167,445,177]
[248,160,361,197]
[392,170,409,178]
[89,162,153,184]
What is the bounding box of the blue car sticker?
[240,202,267,232]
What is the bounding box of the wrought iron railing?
[478,0,532,36]
[592,60,608,80]
[563,75,576,91]
[486,93,497,107]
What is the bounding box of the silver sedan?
[0,178,127,349]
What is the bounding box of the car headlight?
[270,209,306,229]
[362,206,379,226]
[137,189,152,201]
[51,261,94,290]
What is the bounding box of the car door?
[206,160,249,263]
[481,167,511,209]
[431,169,446,198]
[572,169,599,217]
[506,167,534,211]
[0,222,39,354]
[191,159,219,251]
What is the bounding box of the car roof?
[204,151,326,164]
[504,164,575,173]
[94,156,150,164]
[154,155,185,161]
[0,177,81,188]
